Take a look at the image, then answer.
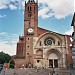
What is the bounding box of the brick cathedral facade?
[14,0,72,68]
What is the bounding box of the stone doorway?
[47,52,59,68]
[49,60,53,68]
[54,59,58,68]
[49,59,58,68]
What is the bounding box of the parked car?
[0,64,3,72]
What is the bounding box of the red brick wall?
[37,27,49,36]
[16,43,24,57]
[66,35,72,65]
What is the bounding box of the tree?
[10,60,15,68]
[0,52,11,64]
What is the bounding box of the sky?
[0,0,74,55]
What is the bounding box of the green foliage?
[10,60,15,65]
[0,52,11,64]
[10,64,14,69]
[10,60,15,69]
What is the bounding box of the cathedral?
[14,0,72,68]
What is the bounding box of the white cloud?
[9,4,17,10]
[38,0,74,19]
[0,0,10,9]
[74,0,75,12]
[65,27,73,35]
[0,0,74,19]
[38,7,51,19]
[0,0,20,10]
[0,32,18,55]
[0,14,7,18]
[0,41,17,56]
[0,3,8,9]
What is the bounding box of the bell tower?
[24,0,38,36]
[24,0,38,64]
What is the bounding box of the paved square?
[0,68,75,75]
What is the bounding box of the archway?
[46,49,62,68]
[48,53,58,68]
[9,60,15,68]
[36,49,43,57]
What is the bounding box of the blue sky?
[0,0,74,55]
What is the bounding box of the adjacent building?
[14,0,72,68]
[71,13,75,68]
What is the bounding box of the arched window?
[58,41,61,45]
[39,41,41,46]
[34,6,35,14]
[36,50,43,56]
[34,6,35,10]
[28,6,29,11]
[30,14,31,17]
[28,6,31,11]
[28,13,31,17]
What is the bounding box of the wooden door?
[54,59,58,68]
[49,60,53,68]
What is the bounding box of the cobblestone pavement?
[0,68,75,75]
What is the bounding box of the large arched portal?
[46,49,62,68]
[48,53,58,68]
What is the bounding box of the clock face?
[27,28,34,33]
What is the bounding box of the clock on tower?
[27,28,34,34]
[24,0,38,36]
